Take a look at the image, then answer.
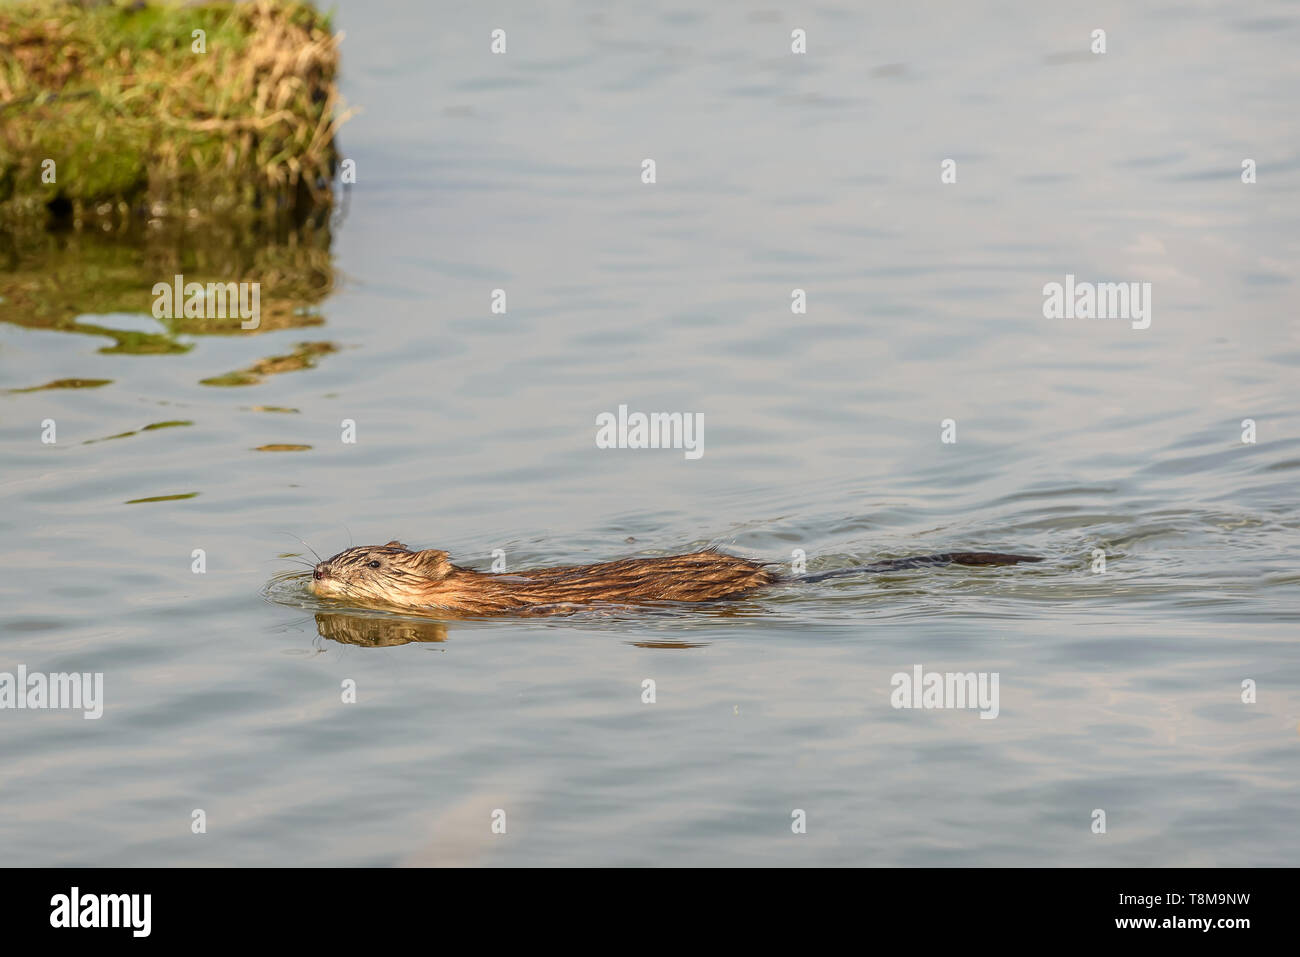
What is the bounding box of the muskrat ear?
[384,540,408,550]
[410,548,451,577]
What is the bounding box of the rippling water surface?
[2,1,1298,865]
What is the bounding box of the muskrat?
[308,541,1043,615]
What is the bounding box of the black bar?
[1,867,1283,942]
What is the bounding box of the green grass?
[0,0,349,229]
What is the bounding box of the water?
[2,0,1298,866]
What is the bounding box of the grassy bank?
[0,0,350,230]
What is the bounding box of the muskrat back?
[309,542,777,614]
[307,541,1041,616]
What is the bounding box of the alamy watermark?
[1042,274,1151,330]
[152,273,260,329]
[0,665,103,719]
[595,404,704,460]
[890,664,999,719]
[50,887,150,937]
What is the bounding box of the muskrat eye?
[367,560,381,568]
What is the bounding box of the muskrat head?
[310,541,452,607]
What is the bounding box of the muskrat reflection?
[315,611,448,647]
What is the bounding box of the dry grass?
[0,0,353,228]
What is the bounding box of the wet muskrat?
[308,541,1042,615]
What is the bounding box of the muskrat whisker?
[281,531,323,564]
[264,557,314,569]
[267,568,312,586]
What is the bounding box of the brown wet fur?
[310,542,777,615]
[308,541,1042,616]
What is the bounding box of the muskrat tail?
[800,551,1043,583]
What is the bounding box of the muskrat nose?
[313,564,329,581]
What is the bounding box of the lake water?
[2,0,1298,866]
